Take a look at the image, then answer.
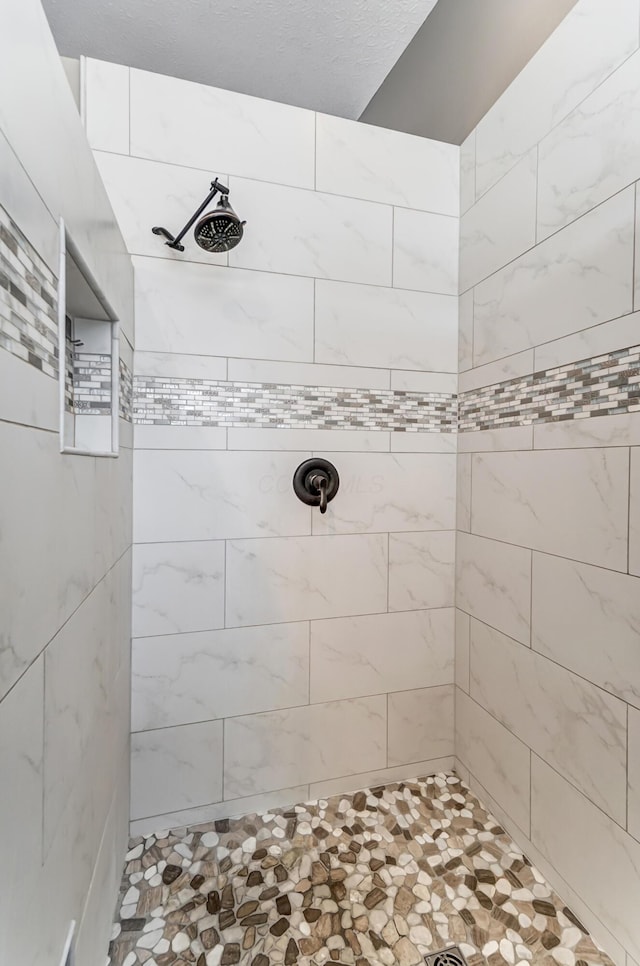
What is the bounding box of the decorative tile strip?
[119,356,133,422]
[0,204,58,378]
[132,376,458,432]
[73,352,112,414]
[459,344,640,432]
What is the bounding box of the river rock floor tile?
[107,773,614,966]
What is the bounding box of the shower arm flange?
[152,178,229,251]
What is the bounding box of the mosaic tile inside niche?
[459,344,640,433]
[108,773,613,966]
[73,351,112,413]
[120,355,134,422]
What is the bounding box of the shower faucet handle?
[293,458,339,514]
[310,473,328,514]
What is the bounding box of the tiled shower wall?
[455,0,640,963]
[84,60,460,833]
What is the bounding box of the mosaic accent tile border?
[459,345,640,432]
[107,773,613,966]
[0,204,58,378]
[120,356,133,422]
[133,377,458,433]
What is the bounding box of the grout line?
[223,540,227,629]
[633,183,637,314]
[391,207,395,288]
[313,112,317,191]
[534,143,539,246]
[628,447,632,575]
[312,277,316,363]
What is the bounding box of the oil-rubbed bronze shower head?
[194,194,246,253]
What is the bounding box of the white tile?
[228,429,390,452]
[474,0,640,196]
[131,720,223,820]
[134,255,314,361]
[388,531,455,611]
[534,311,640,371]
[471,448,629,570]
[312,453,456,535]
[95,152,229,265]
[456,532,531,644]
[315,112,459,215]
[310,609,454,703]
[391,433,457,454]
[390,371,457,394]
[460,130,476,215]
[0,344,58,432]
[459,289,473,372]
[393,208,458,295]
[229,176,392,285]
[130,67,315,188]
[630,447,640,576]
[531,754,640,962]
[387,685,454,766]
[224,695,387,798]
[473,188,635,366]
[455,610,470,694]
[458,350,534,393]
[458,426,534,453]
[135,351,227,380]
[637,183,640,308]
[538,50,640,238]
[133,449,311,542]
[132,540,225,638]
[309,758,455,800]
[84,58,129,154]
[532,553,640,709]
[455,689,531,835]
[315,279,457,372]
[456,454,471,532]
[534,412,640,450]
[134,425,227,450]
[460,150,537,292]
[225,533,388,626]
[629,707,640,842]
[470,618,627,824]
[132,622,309,730]
[228,357,390,390]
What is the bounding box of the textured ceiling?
[41,0,439,119]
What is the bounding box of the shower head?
[194,194,246,253]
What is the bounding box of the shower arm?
[152,178,229,251]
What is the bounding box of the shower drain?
[424,946,469,966]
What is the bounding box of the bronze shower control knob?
[293,458,339,514]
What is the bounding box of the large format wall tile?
[132,540,225,638]
[630,706,640,842]
[455,610,470,693]
[388,685,454,765]
[393,208,458,294]
[131,720,223,820]
[455,689,531,834]
[474,0,640,196]
[388,531,456,611]
[470,618,627,824]
[312,453,456,535]
[473,188,634,366]
[471,449,629,570]
[631,447,640,576]
[460,131,475,214]
[223,696,387,798]
[314,279,457,373]
[130,67,315,188]
[456,532,531,644]
[133,450,312,543]
[532,553,640,709]
[533,311,640,372]
[228,357,390,391]
[531,755,640,962]
[225,533,388,626]
[459,150,537,292]
[228,176,392,285]
[315,112,459,214]
[538,50,640,238]
[84,59,129,155]
[134,255,314,361]
[310,609,454,703]
[132,622,309,731]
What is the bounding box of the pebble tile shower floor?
[108,774,613,966]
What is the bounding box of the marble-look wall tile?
[135,350,227,381]
[131,720,223,820]
[390,371,457,394]
[315,112,459,215]
[390,433,457,454]
[630,448,640,576]
[225,533,388,626]
[458,350,534,393]
[388,531,455,611]
[456,531,531,644]
[312,453,456,536]
[84,58,129,154]
[309,758,455,800]
[456,455,471,531]
[228,357,390,391]
[132,622,309,731]
[533,311,640,372]
[470,618,628,823]
[393,208,458,295]
[134,255,314,361]
[223,695,387,798]
[534,412,640,450]
[130,67,315,188]
[455,689,531,834]
[537,50,640,239]
[629,706,640,842]
[531,754,640,962]
[134,425,227,450]
[228,428,391,452]
[473,188,634,366]
[455,610,470,694]
[532,553,640,709]
[388,685,454,766]
[228,176,392,286]
[132,540,225,638]
[458,289,473,372]
[310,609,454,703]
[0,343,58,433]
[471,448,629,570]
[459,150,537,292]
[458,426,534,453]
[133,450,312,543]
[315,279,457,372]
[460,130,476,215]
[474,0,640,197]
